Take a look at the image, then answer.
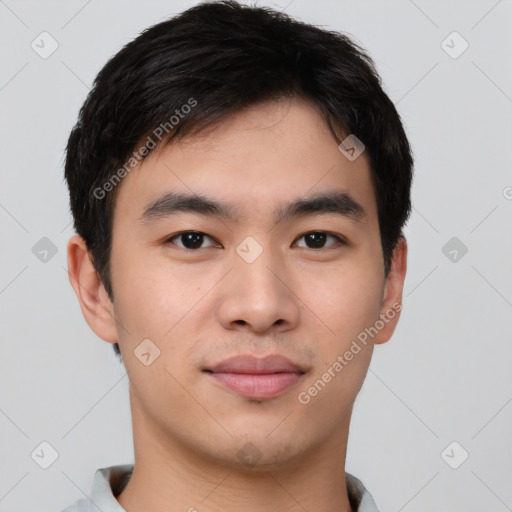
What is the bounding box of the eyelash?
[164,231,346,250]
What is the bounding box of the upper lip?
[204,355,305,374]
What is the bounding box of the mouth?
[202,354,306,400]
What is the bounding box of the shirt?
[60,464,380,512]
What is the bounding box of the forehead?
[112,97,378,227]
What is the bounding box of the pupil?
[306,232,326,248]
[183,232,203,249]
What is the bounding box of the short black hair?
[64,0,414,362]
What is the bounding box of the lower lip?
[206,372,303,399]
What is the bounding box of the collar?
[64,464,380,512]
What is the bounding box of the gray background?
[0,0,511,510]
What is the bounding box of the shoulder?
[59,498,93,512]
[58,464,133,512]
[345,472,380,512]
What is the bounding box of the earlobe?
[374,237,408,345]
[66,234,118,344]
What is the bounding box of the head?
[65,0,412,470]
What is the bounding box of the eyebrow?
[138,190,367,225]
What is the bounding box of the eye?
[164,230,345,251]
[165,231,219,250]
[294,231,345,249]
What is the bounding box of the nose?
[215,243,300,334]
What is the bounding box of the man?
[62,1,413,510]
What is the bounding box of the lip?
[203,355,306,400]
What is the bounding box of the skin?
[67,96,407,512]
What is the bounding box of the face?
[76,97,406,470]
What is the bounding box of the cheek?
[296,265,380,421]
[110,249,183,341]
[111,249,216,368]
[299,258,384,341]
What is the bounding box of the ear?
[373,236,408,345]
[66,234,118,344]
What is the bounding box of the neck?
[117,393,355,512]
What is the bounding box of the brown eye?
[166,231,217,250]
[295,231,344,249]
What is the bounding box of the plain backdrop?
[0,1,511,511]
